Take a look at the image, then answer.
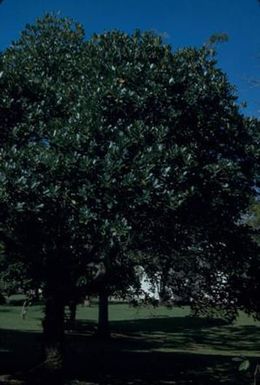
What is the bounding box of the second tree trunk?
[97,290,110,337]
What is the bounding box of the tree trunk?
[42,292,65,369]
[34,287,40,303]
[68,301,77,329]
[97,290,110,338]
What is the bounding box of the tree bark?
[68,301,77,329]
[97,290,110,338]
[42,291,65,368]
[34,287,40,302]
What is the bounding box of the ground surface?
[0,296,259,384]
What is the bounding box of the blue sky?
[0,0,260,117]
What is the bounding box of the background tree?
[73,30,258,330]
[78,31,257,333]
[92,37,258,321]
[235,118,260,317]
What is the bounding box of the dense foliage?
[0,15,258,360]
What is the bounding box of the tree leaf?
[239,360,250,371]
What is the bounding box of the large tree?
[0,15,258,365]
[85,30,258,325]
[235,119,260,318]
[0,15,95,364]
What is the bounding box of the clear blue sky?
[0,0,260,117]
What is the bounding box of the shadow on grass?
[65,316,260,384]
[65,351,254,385]
[0,315,259,384]
[0,328,43,374]
[105,316,260,354]
[111,315,227,333]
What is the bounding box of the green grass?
[1,300,260,355]
[0,300,260,384]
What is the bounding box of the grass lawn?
[0,297,259,384]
